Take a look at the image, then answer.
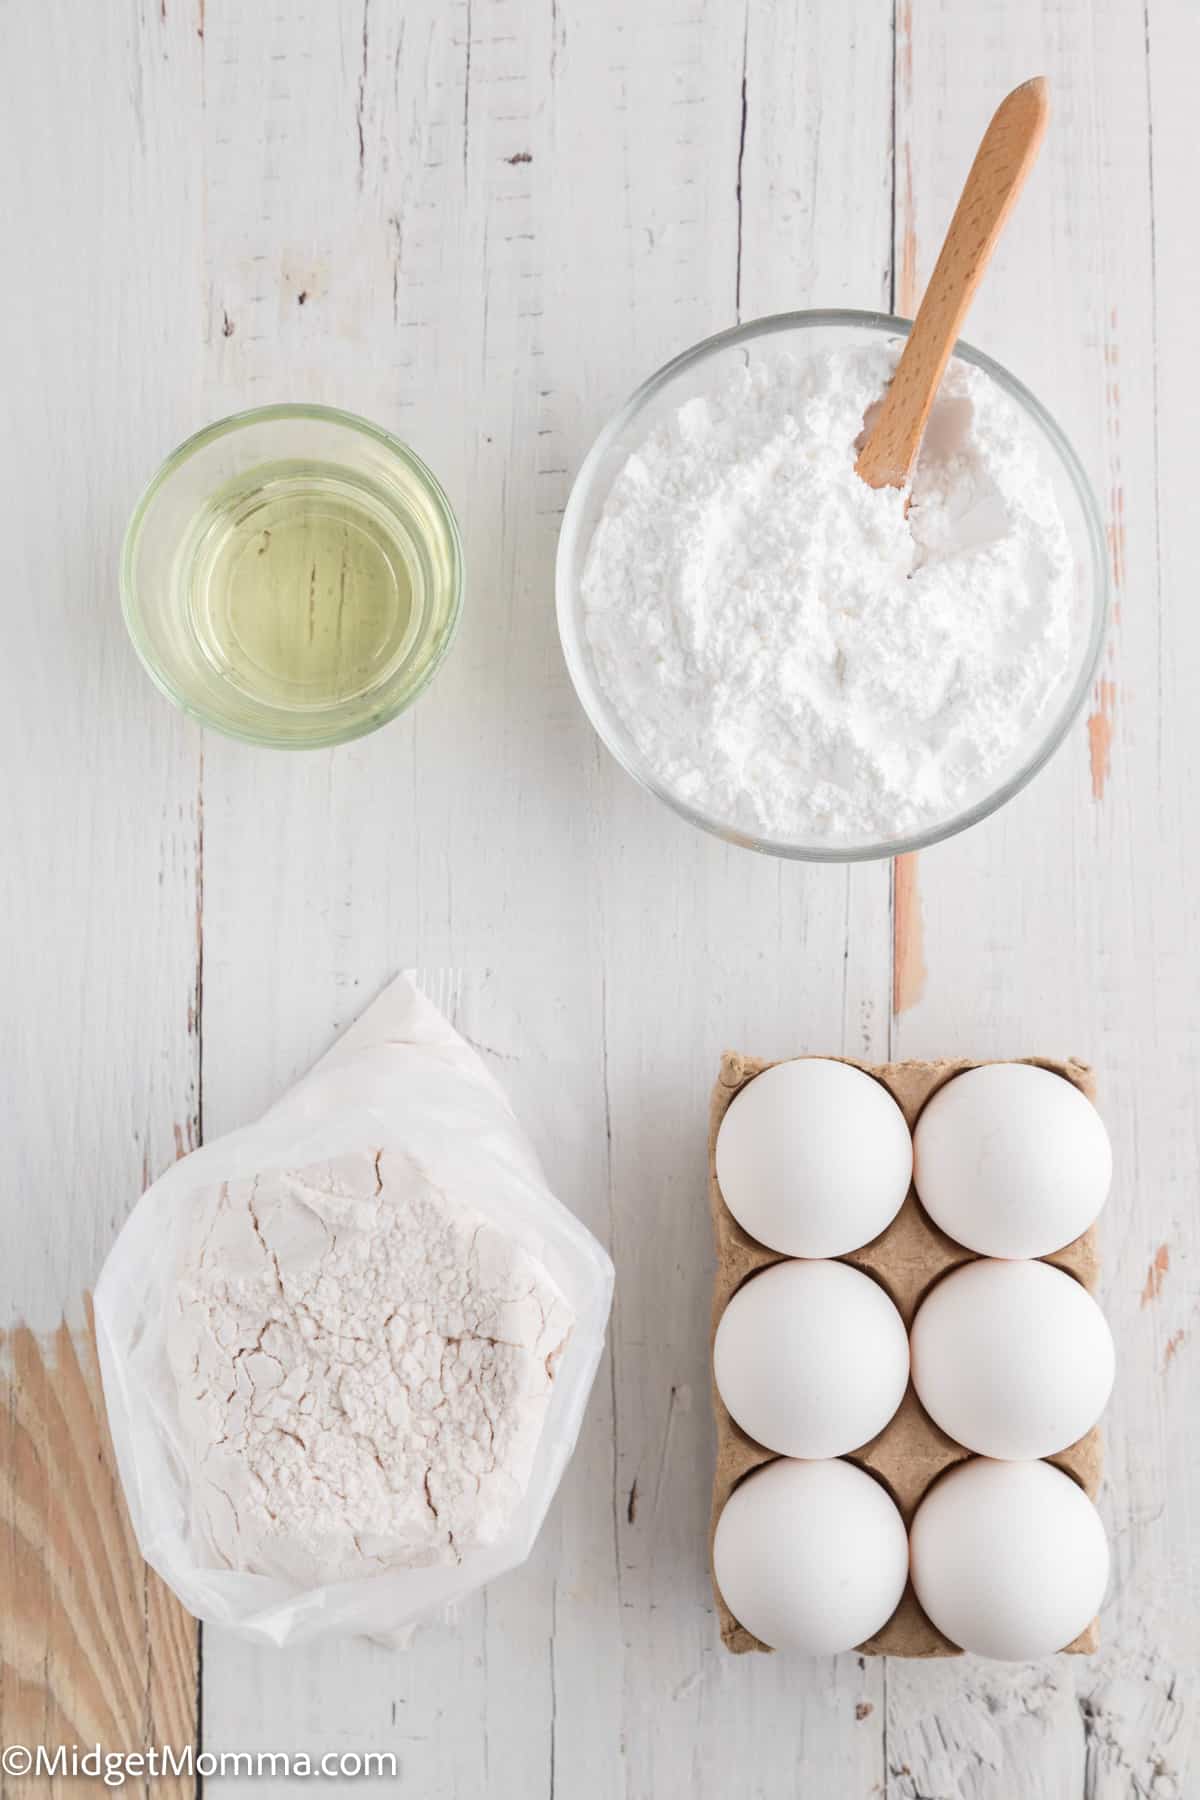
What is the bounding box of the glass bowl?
[122,404,463,749]
[555,309,1108,862]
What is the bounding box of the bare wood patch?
[0,1299,198,1793]
[892,852,927,1016]
[1087,678,1118,801]
[1141,1244,1170,1307]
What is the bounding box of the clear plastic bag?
[95,974,614,1647]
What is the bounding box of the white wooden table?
[3,2,1197,1794]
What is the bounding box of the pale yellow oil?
[179,461,417,710]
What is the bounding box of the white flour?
[168,1150,574,1585]
[582,343,1077,842]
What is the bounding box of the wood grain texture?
[2,0,1197,1795]
[0,1308,197,1798]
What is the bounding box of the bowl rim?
[555,307,1111,863]
[120,401,465,750]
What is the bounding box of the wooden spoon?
[856,76,1050,493]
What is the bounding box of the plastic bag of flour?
[95,974,614,1647]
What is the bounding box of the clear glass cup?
[121,404,463,748]
[556,309,1109,862]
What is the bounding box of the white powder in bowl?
[168,1150,574,1586]
[581,342,1078,843]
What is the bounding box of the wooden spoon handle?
[856,76,1050,492]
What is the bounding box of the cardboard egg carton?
[708,1052,1103,1658]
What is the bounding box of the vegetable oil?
[177,461,418,709]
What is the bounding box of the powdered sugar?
[582,342,1077,843]
[168,1149,574,1586]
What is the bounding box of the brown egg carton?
[708,1052,1103,1659]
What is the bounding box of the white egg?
[714,1457,908,1653]
[910,1458,1109,1659]
[716,1059,912,1257]
[911,1259,1114,1459]
[714,1259,909,1457]
[913,1063,1111,1257]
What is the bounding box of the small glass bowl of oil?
[121,404,463,747]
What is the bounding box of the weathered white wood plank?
[0,0,204,1328]
[0,0,205,1776]
[885,1,1200,1795]
[582,5,896,1794]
